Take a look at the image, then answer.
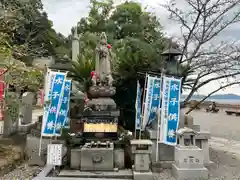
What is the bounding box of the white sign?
[47,144,62,166]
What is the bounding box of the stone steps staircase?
[58,170,133,180]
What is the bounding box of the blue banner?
[160,76,181,146]
[54,79,71,136]
[41,71,66,136]
[135,81,141,130]
[147,78,161,125]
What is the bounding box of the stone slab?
[18,121,37,134]
[70,149,81,169]
[134,154,150,172]
[192,124,200,132]
[172,163,208,180]
[21,92,34,124]
[152,161,173,170]
[183,131,211,140]
[59,169,133,179]
[26,134,52,166]
[34,178,132,180]
[146,128,210,140]
[114,148,125,169]
[86,98,116,110]
[131,139,153,145]
[26,134,65,166]
[133,171,152,180]
[82,110,120,117]
[34,165,54,178]
[174,145,204,168]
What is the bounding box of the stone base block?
[18,122,37,134]
[26,134,65,166]
[80,146,114,171]
[204,160,214,168]
[114,148,125,169]
[152,160,174,171]
[172,163,208,180]
[133,171,152,180]
[26,134,51,166]
[70,149,81,169]
[59,169,133,179]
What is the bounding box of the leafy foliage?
[0,0,67,94]
[72,0,170,130]
[0,0,70,60]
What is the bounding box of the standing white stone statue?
[95,32,113,86]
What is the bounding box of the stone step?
[59,169,133,179]
[35,178,133,180]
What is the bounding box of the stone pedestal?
[172,128,208,180]
[130,140,153,180]
[26,134,65,166]
[70,148,81,169]
[145,127,174,169]
[114,148,125,169]
[80,142,114,171]
[26,134,52,166]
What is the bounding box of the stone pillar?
[72,27,79,62]
[20,92,34,125]
[130,140,153,180]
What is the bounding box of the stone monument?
[146,109,211,169]
[131,140,153,180]
[172,127,208,180]
[20,92,34,125]
[3,92,19,137]
[70,32,121,173]
[18,92,39,134]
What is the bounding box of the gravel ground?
[0,164,42,180]
[1,109,240,179]
[189,109,240,141]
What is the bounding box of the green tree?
[0,0,69,61]
[72,0,169,130]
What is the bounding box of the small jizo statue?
[94,32,113,86]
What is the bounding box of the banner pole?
[139,73,148,139]
[156,71,164,162]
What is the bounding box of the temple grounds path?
[191,109,240,180]
[2,109,240,179]
[189,109,240,141]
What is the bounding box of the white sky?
[42,0,240,95]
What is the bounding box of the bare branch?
[163,0,240,103]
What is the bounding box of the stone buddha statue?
[94,32,113,86]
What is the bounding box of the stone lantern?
[161,43,183,77]
[172,127,208,180]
